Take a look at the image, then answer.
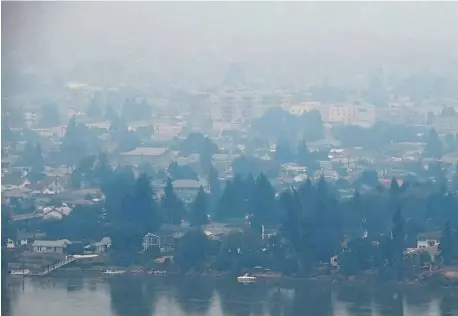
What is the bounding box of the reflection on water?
[4,275,458,316]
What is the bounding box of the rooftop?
[93,237,111,247]
[121,147,168,156]
[32,239,72,248]
[172,179,205,189]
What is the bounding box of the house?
[84,237,112,254]
[405,246,440,267]
[142,224,189,253]
[121,147,176,167]
[11,212,44,223]
[142,233,161,252]
[32,239,71,254]
[417,231,441,249]
[94,237,111,253]
[41,205,72,221]
[203,223,244,241]
[169,179,206,202]
[141,232,176,253]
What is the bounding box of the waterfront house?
[142,224,189,253]
[32,239,71,254]
[84,237,111,254]
[141,233,161,252]
[417,231,441,249]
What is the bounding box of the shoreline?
[8,266,458,287]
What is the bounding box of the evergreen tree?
[279,189,312,274]
[104,171,161,261]
[452,166,458,192]
[200,150,213,174]
[316,174,328,198]
[19,142,45,171]
[105,105,118,121]
[60,116,91,165]
[138,162,156,178]
[391,207,405,280]
[216,179,246,220]
[390,177,400,196]
[93,152,112,185]
[208,166,221,215]
[296,139,310,165]
[274,140,294,164]
[87,97,103,119]
[251,173,277,231]
[439,221,454,265]
[176,228,209,271]
[70,169,83,189]
[424,129,443,158]
[39,102,61,127]
[244,173,256,205]
[190,186,209,226]
[161,178,185,225]
[130,173,161,232]
[34,144,45,171]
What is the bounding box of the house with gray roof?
[84,237,111,254]
[120,147,176,166]
[32,239,72,254]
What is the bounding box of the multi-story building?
[327,104,376,127]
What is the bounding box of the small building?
[417,231,441,249]
[84,237,112,254]
[142,233,161,252]
[170,179,206,202]
[6,239,15,248]
[120,147,176,167]
[142,225,188,253]
[94,237,111,253]
[32,239,72,254]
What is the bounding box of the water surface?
[4,275,458,316]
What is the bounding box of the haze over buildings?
[3,2,458,94]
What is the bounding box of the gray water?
[3,275,458,316]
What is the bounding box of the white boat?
[9,269,30,275]
[237,273,256,282]
[102,269,126,275]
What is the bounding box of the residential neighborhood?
[3,3,458,316]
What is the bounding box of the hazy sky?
[3,2,458,89]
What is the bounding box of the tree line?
[8,152,456,278]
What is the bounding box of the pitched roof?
[144,233,160,238]
[32,239,71,248]
[93,237,111,247]
[121,147,168,156]
[172,179,203,189]
[11,213,44,222]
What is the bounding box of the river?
[3,275,458,316]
